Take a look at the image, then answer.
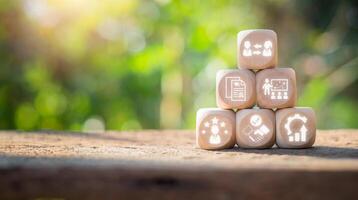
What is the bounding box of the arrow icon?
[254,44,262,49]
[253,51,261,55]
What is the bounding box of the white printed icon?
[242,40,272,57]
[225,77,246,102]
[243,41,252,56]
[201,117,229,145]
[284,114,308,143]
[262,78,288,100]
[263,41,272,57]
[243,114,270,143]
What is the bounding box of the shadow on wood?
[0,154,357,200]
[221,146,358,159]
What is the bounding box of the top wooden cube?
[237,29,278,70]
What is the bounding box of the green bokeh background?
[0,0,357,131]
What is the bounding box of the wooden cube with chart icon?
[216,69,256,110]
[276,107,316,148]
[236,109,275,148]
[196,108,236,150]
[237,29,277,70]
[256,68,297,109]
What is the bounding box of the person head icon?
[265,78,269,83]
[264,40,272,49]
[244,41,251,49]
[243,41,252,57]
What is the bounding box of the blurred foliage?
[0,0,357,131]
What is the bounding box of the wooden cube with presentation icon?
[256,68,297,109]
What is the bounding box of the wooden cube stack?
[196,29,316,150]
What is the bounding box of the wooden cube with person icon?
[256,68,297,109]
[196,108,236,150]
[237,29,277,70]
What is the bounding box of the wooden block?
[256,68,297,109]
[237,29,277,69]
[276,107,316,148]
[236,108,275,148]
[216,69,256,110]
[196,108,236,150]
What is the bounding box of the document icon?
[225,77,246,102]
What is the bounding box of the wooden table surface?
[0,130,357,199]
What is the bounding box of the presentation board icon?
[262,78,289,100]
[256,68,297,109]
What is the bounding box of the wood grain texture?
[0,130,357,199]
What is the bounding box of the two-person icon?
[242,40,273,57]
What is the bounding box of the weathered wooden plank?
[0,130,357,199]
